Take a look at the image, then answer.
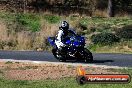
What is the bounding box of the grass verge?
[0,68,132,88]
[88,40,132,54]
[0,11,132,53]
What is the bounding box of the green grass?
[79,17,132,33]
[0,77,132,88]
[0,70,3,74]
[0,12,15,21]
[24,66,39,69]
[0,68,132,88]
[88,40,132,54]
[0,11,132,53]
[5,61,13,64]
[0,12,41,32]
[16,13,41,32]
[81,17,132,26]
[1,12,131,33]
[44,15,61,24]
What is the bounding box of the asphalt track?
[0,51,132,67]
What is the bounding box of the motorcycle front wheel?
[83,48,93,63]
[52,48,66,62]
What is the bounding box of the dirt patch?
[0,61,121,80]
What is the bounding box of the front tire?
[52,48,66,62]
[84,48,93,63]
[52,48,57,58]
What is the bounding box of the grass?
[88,40,132,54]
[3,65,39,70]
[24,66,39,69]
[0,68,132,88]
[0,78,132,88]
[15,62,20,64]
[0,12,15,21]
[0,11,132,53]
[0,70,3,74]
[16,13,41,32]
[0,12,41,32]
[0,12,59,50]
[43,15,61,24]
[5,61,13,64]
[79,17,132,33]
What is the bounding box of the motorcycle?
[48,34,93,62]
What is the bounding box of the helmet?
[60,21,69,31]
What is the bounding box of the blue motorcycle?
[48,35,93,62]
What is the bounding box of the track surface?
[0,51,132,67]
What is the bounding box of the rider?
[55,21,76,50]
